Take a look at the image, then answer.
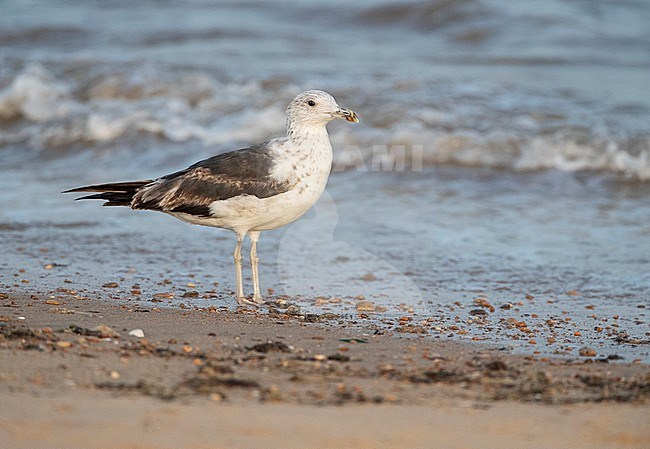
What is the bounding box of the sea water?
[0,0,648,360]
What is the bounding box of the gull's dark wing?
[64,144,294,216]
[132,144,293,217]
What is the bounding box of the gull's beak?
[334,107,359,123]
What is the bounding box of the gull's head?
[286,90,359,131]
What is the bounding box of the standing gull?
[64,90,358,306]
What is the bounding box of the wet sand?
[1,293,648,448]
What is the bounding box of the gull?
[64,90,359,306]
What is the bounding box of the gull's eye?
[307,100,316,107]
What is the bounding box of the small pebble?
[286,305,301,315]
[356,301,376,312]
[128,329,145,338]
[153,292,174,299]
[469,309,488,316]
[93,324,120,338]
[579,347,597,357]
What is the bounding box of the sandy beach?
[1,292,648,448]
[1,1,649,447]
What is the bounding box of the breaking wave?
[0,64,648,180]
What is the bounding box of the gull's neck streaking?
[287,115,330,140]
[285,118,333,160]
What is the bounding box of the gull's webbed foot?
[237,295,262,307]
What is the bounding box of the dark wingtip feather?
[64,180,153,207]
[63,181,153,194]
[74,193,109,201]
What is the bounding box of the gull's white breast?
[173,133,333,234]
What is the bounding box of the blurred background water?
[1,0,648,359]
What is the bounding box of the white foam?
[2,65,648,180]
[0,64,80,122]
[334,127,650,180]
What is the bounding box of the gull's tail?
[63,180,153,207]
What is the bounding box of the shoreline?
[1,293,648,448]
